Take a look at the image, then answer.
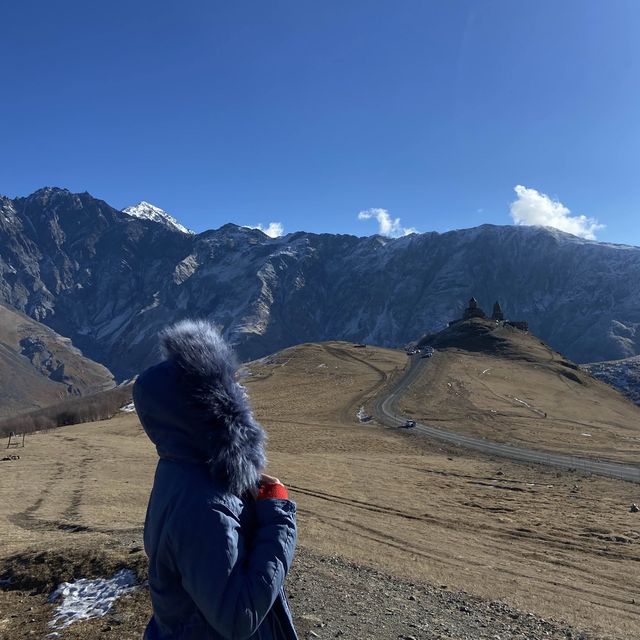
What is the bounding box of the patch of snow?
[120,402,136,413]
[122,201,193,234]
[173,254,199,284]
[95,307,135,341]
[137,291,161,316]
[48,569,139,630]
[357,407,372,422]
[583,356,640,406]
[511,396,547,417]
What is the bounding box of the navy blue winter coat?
[134,320,298,640]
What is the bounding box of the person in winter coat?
[133,319,298,640]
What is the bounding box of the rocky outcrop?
[1,187,640,379]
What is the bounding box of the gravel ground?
[288,549,595,640]
[0,545,601,640]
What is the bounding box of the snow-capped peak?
[122,201,193,234]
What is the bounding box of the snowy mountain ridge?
[583,356,640,406]
[1,187,639,380]
[122,201,193,234]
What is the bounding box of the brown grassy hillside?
[0,342,638,639]
[0,303,115,417]
[404,318,640,463]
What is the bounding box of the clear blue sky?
[1,1,639,244]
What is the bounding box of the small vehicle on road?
[402,419,416,428]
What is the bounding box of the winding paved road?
[371,356,640,484]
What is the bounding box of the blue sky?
[1,1,639,244]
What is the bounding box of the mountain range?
[1,186,639,381]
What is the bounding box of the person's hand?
[259,473,281,486]
[256,473,289,500]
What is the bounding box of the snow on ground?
[357,406,372,422]
[511,396,546,416]
[48,569,140,633]
[119,402,136,413]
[582,357,640,406]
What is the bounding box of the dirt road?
[373,355,640,482]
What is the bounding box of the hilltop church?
[450,297,528,331]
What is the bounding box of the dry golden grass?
[0,341,639,638]
[404,320,640,463]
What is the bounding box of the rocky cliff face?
[1,187,639,379]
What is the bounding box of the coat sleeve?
[171,497,297,640]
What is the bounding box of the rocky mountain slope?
[0,187,639,379]
[583,356,640,406]
[0,303,115,417]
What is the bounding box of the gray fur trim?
[160,319,266,496]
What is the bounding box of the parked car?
[403,419,416,428]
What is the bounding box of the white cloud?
[245,222,284,238]
[357,208,417,238]
[509,185,604,240]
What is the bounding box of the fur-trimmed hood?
[133,319,266,496]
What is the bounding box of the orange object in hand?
[256,479,289,500]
